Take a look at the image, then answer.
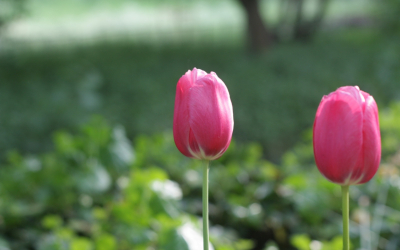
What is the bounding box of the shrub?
[2,101,400,249]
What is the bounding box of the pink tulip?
[313,86,381,185]
[173,68,234,160]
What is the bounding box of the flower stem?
[202,160,210,250]
[342,185,350,250]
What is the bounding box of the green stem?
[342,185,350,250]
[202,160,210,250]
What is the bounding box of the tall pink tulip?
[173,68,234,160]
[173,68,233,250]
[313,86,381,185]
[313,86,381,250]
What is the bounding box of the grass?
[1,29,399,162]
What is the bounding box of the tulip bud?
[173,68,234,160]
[313,86,381,185]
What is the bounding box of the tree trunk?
[238,0,273,52]
[293,0,330,41]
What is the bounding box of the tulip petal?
[358,95,381,184]
[191,68,207,84]
[188,128,202,159]
[313,90,363,184]
[188,74,234,160]
[173,69,197,158]
[337,86,364,105]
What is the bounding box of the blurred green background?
[0,0,400,249]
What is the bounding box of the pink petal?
[313,90,363,184]
[191,68,207,83]
[358,95,381,184]
[337,86,365,105]
[188,74,234,160]
[173,69,197,158]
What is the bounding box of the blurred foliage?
[378,0,400,37]
[1,30,400,162]
[0,0,26,28]
[0,116,252,250]
[2,101,400,249]
[1,1,399,249]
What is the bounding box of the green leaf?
[291,234,311,250]
[283,174,308,190]
[42,215,63,229]
[71,237,93,250]
[95,234,116,250]
[160,229,189,250]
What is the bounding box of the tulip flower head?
[173,68,234,160]
[313,86,381,185]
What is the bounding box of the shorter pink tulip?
[313,86,381,185]
[173,68,234,160]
